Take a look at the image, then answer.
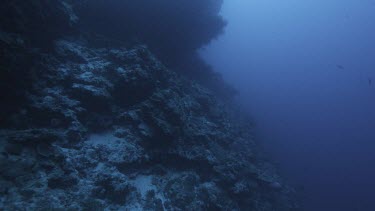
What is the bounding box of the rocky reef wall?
[0,1,298,210]
[75,0,236,98]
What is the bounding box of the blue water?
[201,0,375,210]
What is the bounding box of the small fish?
[296,185,305,192]
[336,65,344,70]
[369,78,372,86]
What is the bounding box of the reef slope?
[0,1,297,210]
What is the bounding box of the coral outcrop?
[0,1,298,210]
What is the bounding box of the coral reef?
[75,0,235,98]
[0,1,298,210]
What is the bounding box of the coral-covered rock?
[0,1,298,210]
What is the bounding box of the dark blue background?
[201,0,375,210]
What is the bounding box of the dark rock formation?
[75,0,236,99]
[0,1,298,210]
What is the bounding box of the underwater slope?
[0,1,297,210]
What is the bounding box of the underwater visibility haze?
[202,0,375,210]
[0,0,374,210]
